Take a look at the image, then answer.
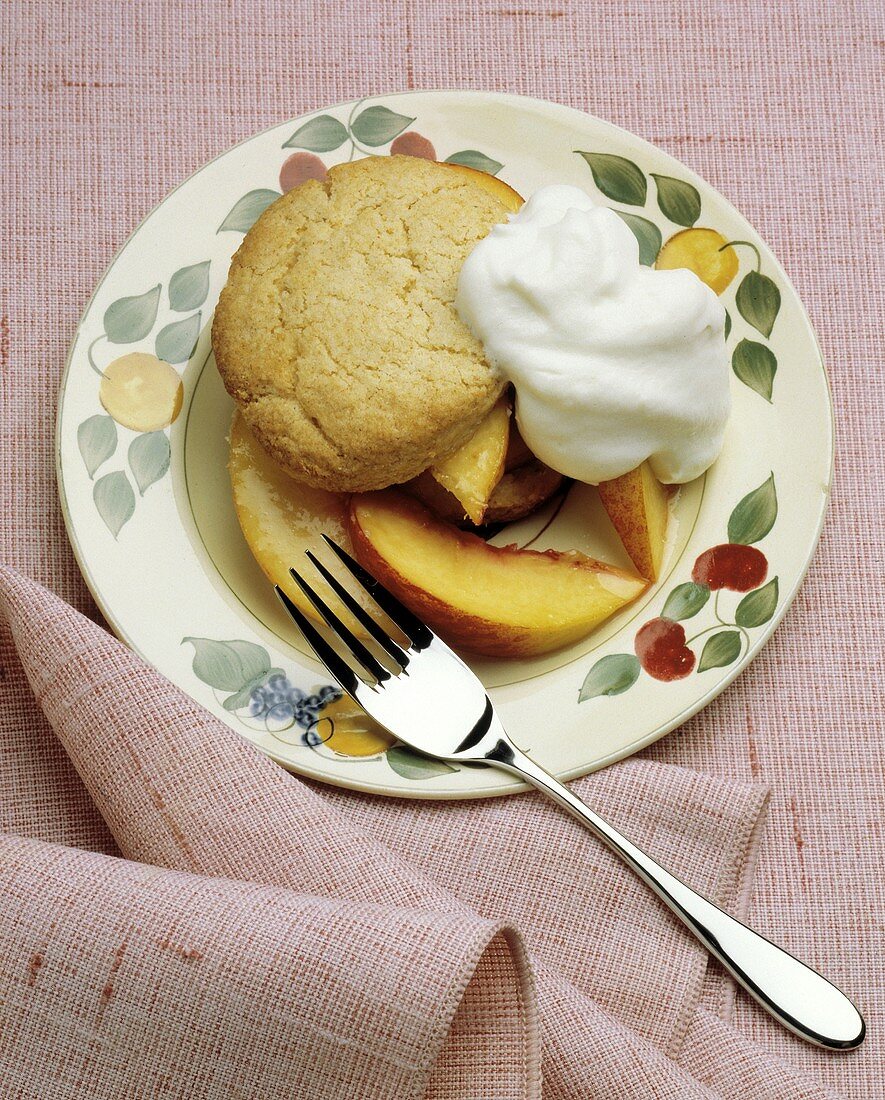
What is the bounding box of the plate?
[56,91,833,798]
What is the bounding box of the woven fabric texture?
[1,1,883,1096]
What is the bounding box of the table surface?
[2,1,883,1095]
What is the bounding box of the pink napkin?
[0,565,847,1098]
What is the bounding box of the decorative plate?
[56,92,833,798]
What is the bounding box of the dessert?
[348,491,646,657]
[213,155,521,492]
[217,156,732,657]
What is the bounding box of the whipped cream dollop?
[455,184,730,484]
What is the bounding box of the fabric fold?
[0,832,535,1099]
[0,565,840,1098]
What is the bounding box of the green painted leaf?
[724,310,732,340]
[218,189,281,233]
[697,630,742,672]
[728,473,778,545]
[169,261,210,312]
[351,106,415,147]
[662,582,710,621]
[578,654,640,701]
[222,667,285,711]
[93,471,135,537]
[77,414,117,478]
[735,270,781,337]
[386,745,457,780]
[103,285,161,343]
[652,174,701,227]
[735,577,779,628]
[128,431,171,495]
[444,150,503,175]
[576,152,647,205]
[732,339,776,401]
[282,115,349,152]
[615,211,662,266]
[183,637,271,692]
[155,312,201,364]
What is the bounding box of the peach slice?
[408,458,563,527]
[597,461,671,581]
[228,412,372,625]
[429,396,510,524]
[347,490,646,657]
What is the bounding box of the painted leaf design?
[732,339,777,401]
[386,745,456,780]
[155,312,201,364]
[652,174,701,226]
[724,310,732,340]
[169,261,210,312]
[576,152,647,205]
[351,106,415,147]
[282,115,348,152]
[728,473,777,545]
[183,637,271,692]
[218,189,281,233]
[77,414,117,478]
[735,270,781,337]
[578,654,640,701]
[444,150,503,175]
[222,667,285,711]
[662,582,710,621]
[615,211,662,266]
[128,431,171,495]
[697,630,742,672]
[735,577,779,628]
[103,285,161,343]
[93,471,135,537]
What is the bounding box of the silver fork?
[275,536,865,1051]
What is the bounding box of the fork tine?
[274,587,366,697]
[321,535,434,649]
[304,550,409,668]
[287,568,391,683]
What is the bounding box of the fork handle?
[485,739,865,1050]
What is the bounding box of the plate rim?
[55,89,835,798]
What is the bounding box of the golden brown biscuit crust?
[212,155,510,492]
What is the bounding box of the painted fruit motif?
[692,544,768,592]
[390,132,437,159]
[99,353,183,432]
[656,228,738,294]
[314,696,395,757]
[635,617,696,681]
[280,152,328,192]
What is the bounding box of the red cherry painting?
[634,618,696,681]
[279,152,328,193]
[390,132,437,160]
[692,544,767,592]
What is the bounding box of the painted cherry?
[279,152,327,192]
[635,618,696,681]
[692,544,767,592]
[390,132,437,160]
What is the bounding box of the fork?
[275,536,865,1051]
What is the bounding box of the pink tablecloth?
[1,1,883,1096]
